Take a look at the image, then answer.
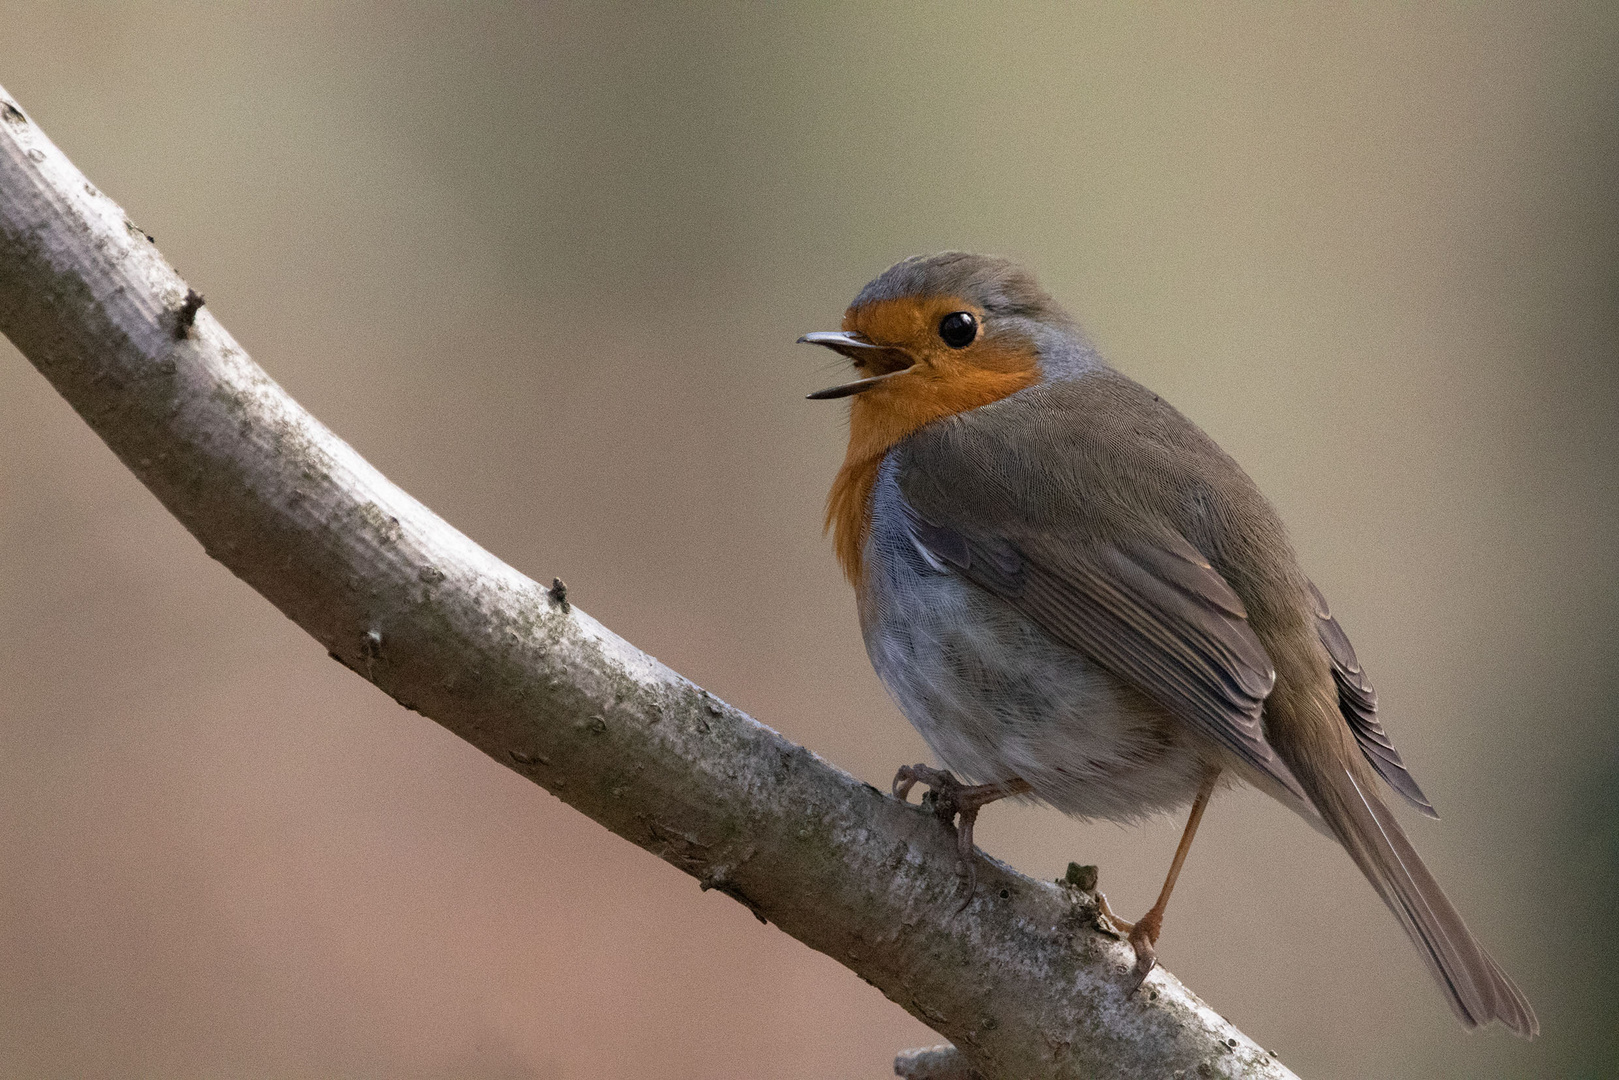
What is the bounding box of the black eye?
[938,311,978,349]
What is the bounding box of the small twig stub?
[174,288,204,338]
[174,286,205,338]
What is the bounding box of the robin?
[799,252,1536,1036]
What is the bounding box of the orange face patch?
[825,295,1041,585]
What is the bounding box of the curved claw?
[891,763,924,801]
[891,762,955,804]
[1125,913,1162,994]
[952,804,980,912]
[1125,948,1158,995]
[1094,891,1134,936]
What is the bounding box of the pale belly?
[859,470,1214,823]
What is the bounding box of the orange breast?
[825,297,1039,585]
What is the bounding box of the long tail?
[1301,759,1538,1037]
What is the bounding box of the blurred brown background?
[2,3,1615,1077]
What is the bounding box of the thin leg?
[892,763,1032,904]
[1126,770,1220,990]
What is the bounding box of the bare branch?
[0,84,1298,1080]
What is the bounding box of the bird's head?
[802,253,1090,582]
[800,252,1084,435]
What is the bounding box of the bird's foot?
[1124,910,1163,993]
[891,764,1029,908]
[1091,889,1161,992]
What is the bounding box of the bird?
[798,251,1537,1037]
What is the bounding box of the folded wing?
[899,495,1304,799]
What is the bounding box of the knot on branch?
[174,288,204,339]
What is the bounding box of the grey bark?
[895,1044,988,1079]
[0,83,1298,1080]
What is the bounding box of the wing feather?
[1306,581,1438,818]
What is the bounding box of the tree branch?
[0,83,1297,1080]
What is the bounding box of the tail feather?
[1309,763,1538,1037]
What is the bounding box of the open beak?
[797,331,914,399]
[803,367,912,400]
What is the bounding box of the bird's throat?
[825,366,1037,585]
